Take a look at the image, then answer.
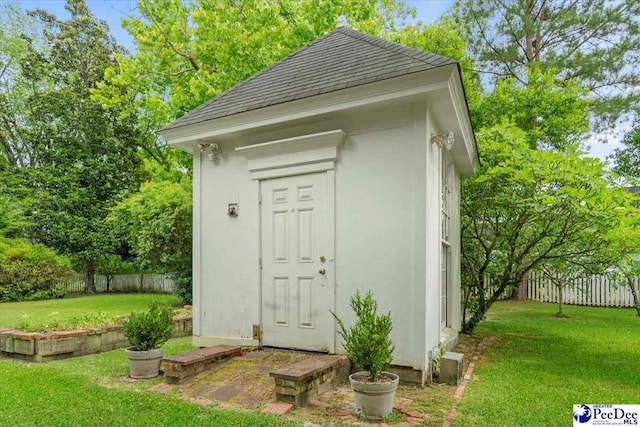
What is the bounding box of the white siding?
[192,99,461,370]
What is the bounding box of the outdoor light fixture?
[431,131,455,151]
[199,143,223,161]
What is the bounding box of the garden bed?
[0,315,192,362]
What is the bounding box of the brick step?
[270,355,350,407]
[163,345,241,384]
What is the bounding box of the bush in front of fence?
[0,238,73,302]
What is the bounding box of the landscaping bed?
[0,314,192,362]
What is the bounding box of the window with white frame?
[440,151,452,330]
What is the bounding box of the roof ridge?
[336,27,452,67]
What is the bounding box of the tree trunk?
[83,259,96,294]
[628,276,640,316]
[463,288,490,334]
[511,274,529,301]
[557,285,564,317]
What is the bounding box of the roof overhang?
[159,65,479,175]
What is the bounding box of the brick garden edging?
[0,315,192,362]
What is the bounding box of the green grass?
[0,294,182,331]
[454,301,640,427]
[0,337,297,427]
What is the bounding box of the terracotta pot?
[349,371,399,420]
[124,347,163,379]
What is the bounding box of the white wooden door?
[260,173,333,352]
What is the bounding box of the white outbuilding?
[159,25,479,384]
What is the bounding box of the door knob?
[319,268,326,275]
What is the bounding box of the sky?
[2,0,622,161]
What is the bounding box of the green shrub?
[0,238,73,302]
[331,290,395,381]
[122,301,174,351]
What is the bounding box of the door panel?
[261,173,333,351]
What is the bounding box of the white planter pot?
[349,371,399,421]
[124,347,164,379]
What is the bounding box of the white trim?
[193,336,260,348]
[326,168,336,354]
[236,129,345,158]
[250,161,335,180]
[448,69,479,176]
[160,67,453,148]
[192,147,202,336]
[237,130,345,180]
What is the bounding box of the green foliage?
[16,311,121,333]
[460,122,639,331]
[0,0,146,293]
[0,193,30,238]
[389,17,482,117]
[109,179,193,303]
[93,254,137,275]
[122,301,175,351]
[612,124,640,181]
[453,0,640,130]
[0,238,73,302]
[477,68,590,149]
[331,290,394,380]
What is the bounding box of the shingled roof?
[161,27,456,131]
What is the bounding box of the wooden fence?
[481,273,637,308]
[66,274,174,294]
[527,272,637,308]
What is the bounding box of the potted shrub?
[122,301,174,379]
[331,290,398,420]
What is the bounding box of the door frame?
[258,171,335,352]
[236,130,344,354]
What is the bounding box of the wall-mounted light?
[431,131,455,151]
[227,203,238,217]
[199,143,223,161]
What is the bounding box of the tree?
[611,123,640,181]
[606,195,640,316]
[461,122,637,332]
[93,0,416,172]
[453,0,640,131]
[108,179,192,303]
[1,0,145,293]
[476,68,590,149]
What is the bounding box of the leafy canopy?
[461,122,637,331]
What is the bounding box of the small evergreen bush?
[122,301,174,351]
[331,290,395,381]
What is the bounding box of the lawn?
[0,294,182,331]
[453,301,640,427]
[0,337,295,427]
[1,299,637,426]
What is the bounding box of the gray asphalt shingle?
[161,27,456,131]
